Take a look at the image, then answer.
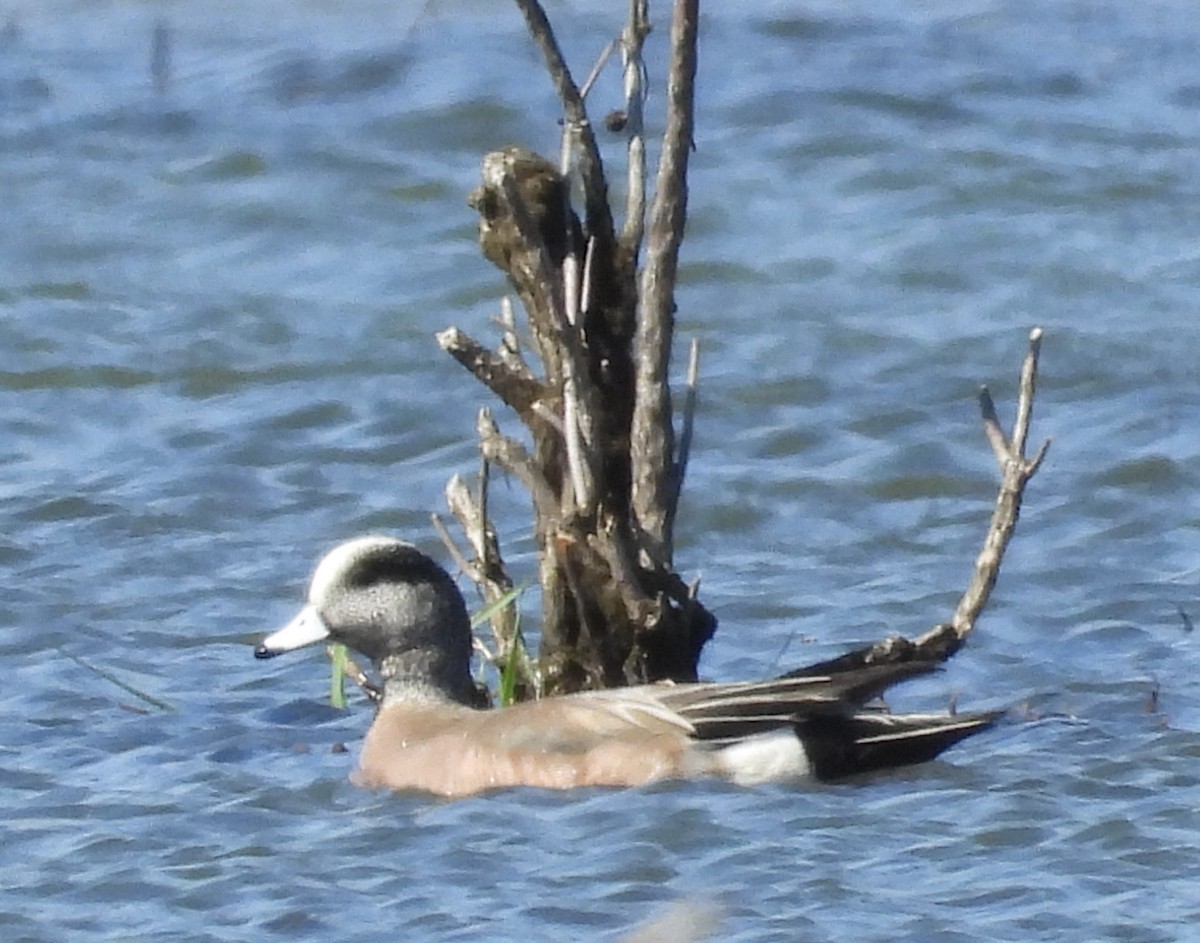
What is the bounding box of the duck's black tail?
[794,709,1003,780]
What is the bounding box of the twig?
[630,0,699,562]
[620,0,650,254]
[560,251,594,512]
[488,296,533,386]
[476,408,560,525]
[436,326,545,417]
[63,651,175,712]
[920,327,1051,645]
[671,337,701,519]
[444,473,489,566]
[562,368,591,512]
[796,330,1050,675]
[442,473,539,702]
[494,297,529,375]
[530,400,566,436]
[512,0,615,250]
[579,38,619,101]
[580,236,597,317]
[431,509,474,577]
[445,479,517,628]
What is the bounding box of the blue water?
[2,1,1198,940]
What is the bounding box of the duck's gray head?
[255,536,475,704]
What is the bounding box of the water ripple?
[2,1,1199,941]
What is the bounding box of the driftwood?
[434,0,1048,700]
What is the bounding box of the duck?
[255,535,1002,797]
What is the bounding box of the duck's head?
[255,536,476,704]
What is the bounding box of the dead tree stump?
[433,0,1048,703]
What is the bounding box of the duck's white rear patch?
[715,729,810,785]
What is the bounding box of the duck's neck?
[378,649,476,707]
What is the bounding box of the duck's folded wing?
[481,686,697,752]
[790,709,1005,779]
[653,661,940,741]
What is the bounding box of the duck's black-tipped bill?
[254,605,332,660]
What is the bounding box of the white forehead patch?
[308,535,405,608]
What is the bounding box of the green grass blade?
[469,584,525,628]
[498,630,528,707]
[468,584,530,707]
[64,651,175,712]
[328,642,348,710]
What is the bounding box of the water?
[2,0,1198,940]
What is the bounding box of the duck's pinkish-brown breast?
[352,701,705,797]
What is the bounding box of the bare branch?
[431,509,474,576]
[530,400,566,436]
[436,326,546,417]
[920,327,1051,646]
[512,0,615,251]
[561,377,591,512]
[790,331,1051,676]
[630,0,699,562]
[476,408,560,526]
[559,251,599,513]
[580,39,619,101]
[672,337,701,513]
[445,2,718,693]
[443,471,538,700]
[619,0,650,255]
[580,236,597,317]
[1012,326,1043,457]
[493,297,531,376]
[477,458,492,564]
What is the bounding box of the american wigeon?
[255,536,1001,797]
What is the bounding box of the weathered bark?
[440,0,715,696]
[630,0,698,565]
[437,0,1047,702]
